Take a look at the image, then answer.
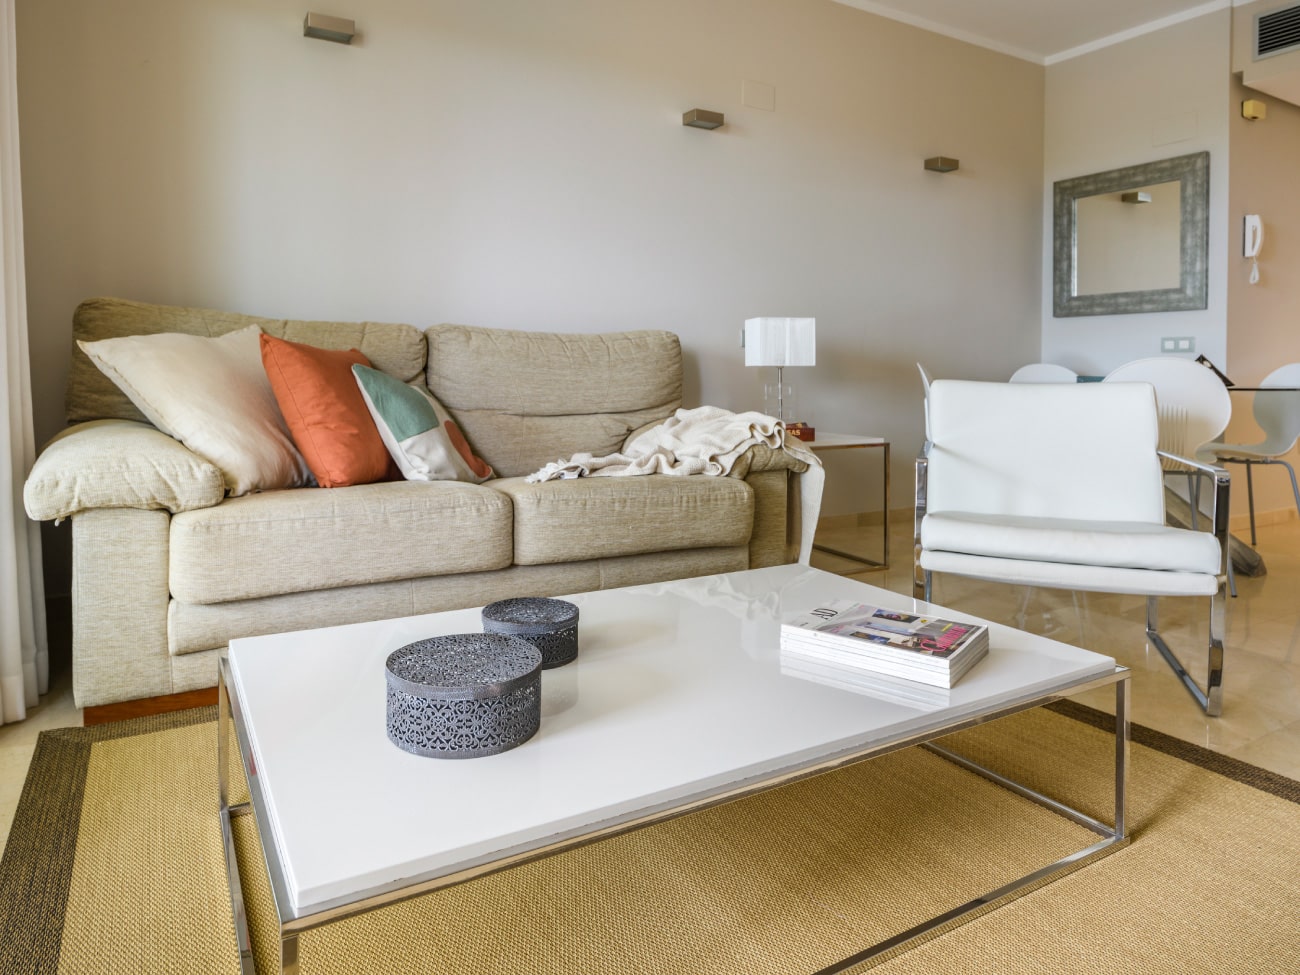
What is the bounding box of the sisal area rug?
[1,702,1298,975]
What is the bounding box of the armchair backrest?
[927,380,1166,524]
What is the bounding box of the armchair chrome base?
[916,572,1226,718]
[1146,593,1225,717]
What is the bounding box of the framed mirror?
[1052,151,1209,317]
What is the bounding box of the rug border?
[0,706,216,974]
[1046,699,1300,804]
[0,701,1295,974]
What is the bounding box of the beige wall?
[1225,74,1300,524]
[17,0,1045,539]
[1042,10,1231,375]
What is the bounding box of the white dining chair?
[1103,357,1232,466]
[917,362,933,437]
[1200,363,1300,545]
[1009,363,1078,384]
[1103,357,1234,596]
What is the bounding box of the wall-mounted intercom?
[1244,214,1264,284]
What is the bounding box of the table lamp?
[743,317,815,437]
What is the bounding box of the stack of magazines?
[781,600,989,689]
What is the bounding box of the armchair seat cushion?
[919,549,1220,597]
[921,511,1221,576]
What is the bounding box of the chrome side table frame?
[219,657,1129,975]
[809,436,891,570]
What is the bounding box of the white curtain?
[0,0,47,726]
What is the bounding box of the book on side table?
[781,600,989,689]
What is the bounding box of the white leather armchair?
[914,380,1230,715]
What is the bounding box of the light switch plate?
[1161,336,1195,353]
[742,80,775,111]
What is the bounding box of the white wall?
[1042,10,1231,375]
[17,0,1045,542]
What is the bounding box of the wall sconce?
[742,317,816,427]
[304,12,356,44]
[924,156,959,173]
[1121,191,1152,204]
[1242,99,1267,121]
[683,109,724,130]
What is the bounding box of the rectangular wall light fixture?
[683,109,724,130]
[304,12,356,44]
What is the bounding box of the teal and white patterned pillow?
[352,365,493,483]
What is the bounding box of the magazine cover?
[784,601,985,659]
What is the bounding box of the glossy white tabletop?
[228,564,1116,916]
[806,432,886,449]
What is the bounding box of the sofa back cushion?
[67,297,428,425]
[425,324,682,477]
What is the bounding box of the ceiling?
[832,0,1238,64]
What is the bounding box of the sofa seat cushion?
[921,511,1221,575]
[490,474,753,565]
[170,481,512,604]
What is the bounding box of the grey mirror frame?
[1052,150,1209,317]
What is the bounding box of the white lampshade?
[743,318,816,368]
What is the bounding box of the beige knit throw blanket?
[526,406,825,564]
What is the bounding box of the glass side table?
[807,432,889,570]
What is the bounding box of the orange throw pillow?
[260,334,397,488]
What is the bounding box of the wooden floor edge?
[83,687,218,726]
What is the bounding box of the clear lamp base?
[763,382,799,424]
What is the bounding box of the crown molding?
[830,0,1045,64]
[832,0,1234,67]
[1045,0,1231,64]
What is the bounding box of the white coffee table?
[219,564,1129,974]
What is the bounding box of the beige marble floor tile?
[0,739,39,846]
[1223,720,1300,780]
[0,667,80,850]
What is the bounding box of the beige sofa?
[24,298,807,708]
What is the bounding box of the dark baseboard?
[82,687,218,726]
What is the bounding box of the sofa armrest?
[24,419,225,522]
[727,441,810,480]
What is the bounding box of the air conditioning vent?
[1257,4,1300,59]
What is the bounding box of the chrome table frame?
[218,657,1129,975]
[809,434,891,570]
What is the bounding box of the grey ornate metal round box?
[482,597,579,669]
[384,633,541,759]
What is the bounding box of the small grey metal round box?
[482,597,579,669]
[385,633,541,759]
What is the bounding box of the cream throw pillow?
[78,325,313,496]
